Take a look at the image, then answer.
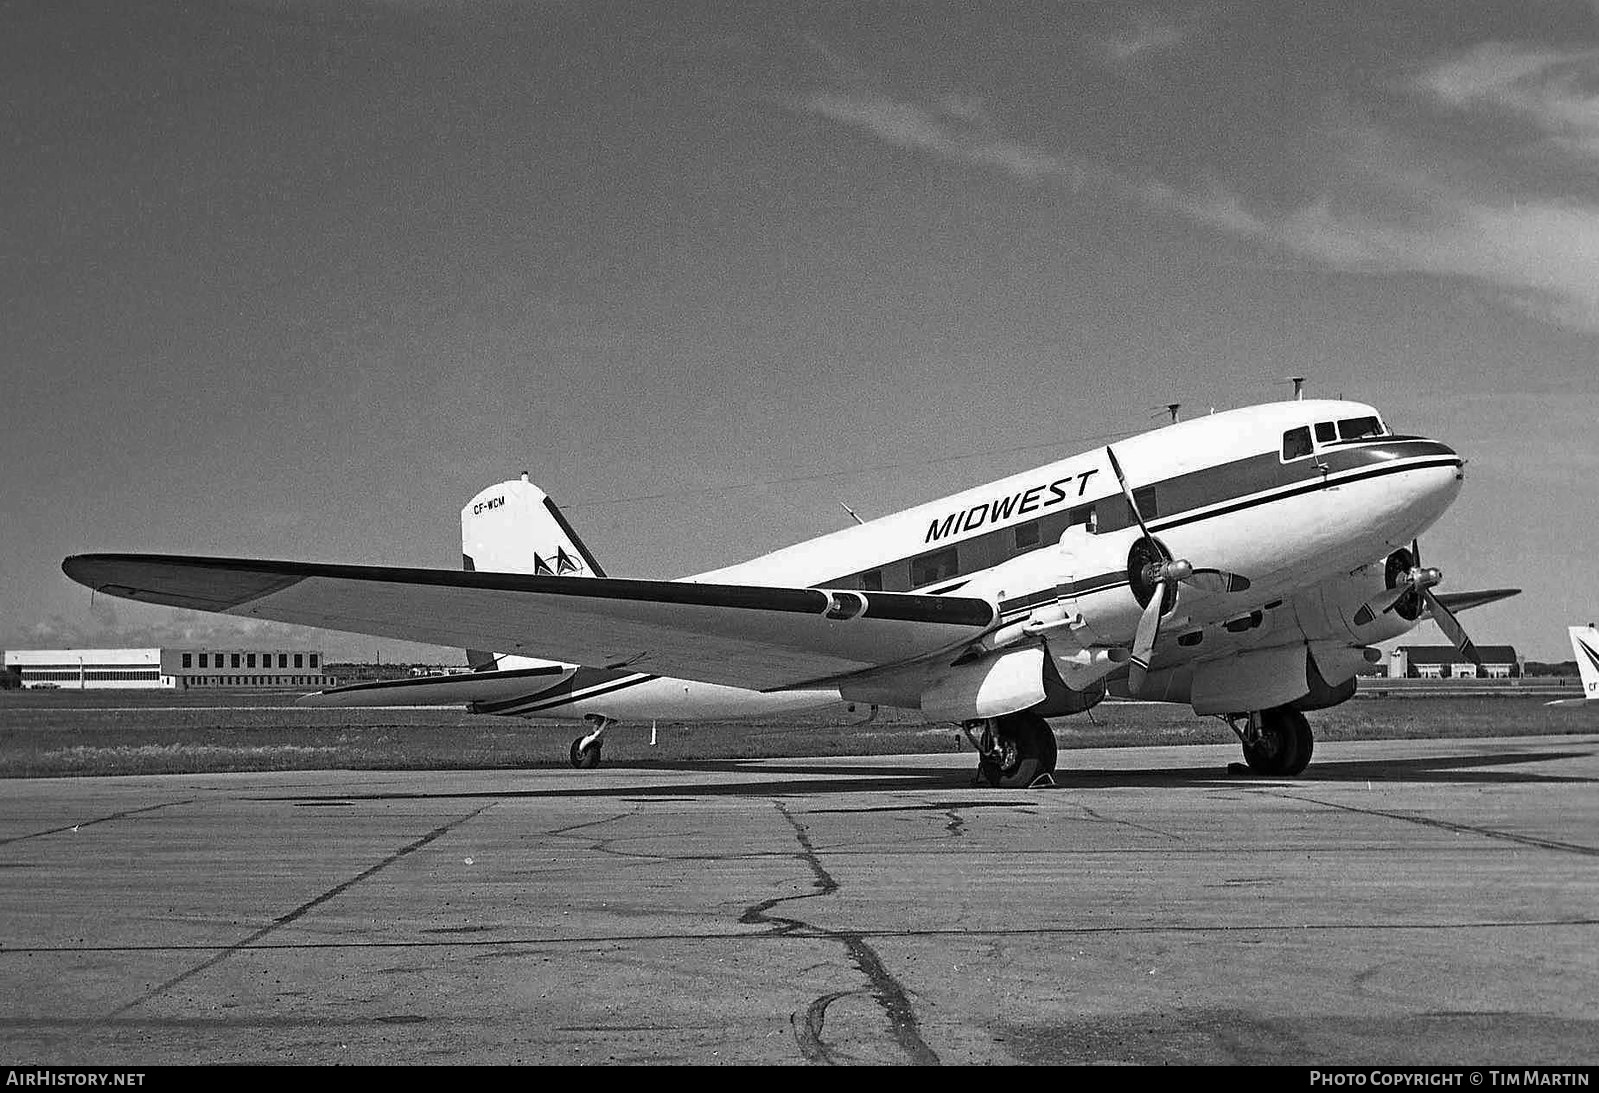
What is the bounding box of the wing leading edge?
[62,554,997,692]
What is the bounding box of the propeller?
[1106,446,1251,693]
[1354,541,1481,665]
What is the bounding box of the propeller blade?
[1105,445,1156,544]
[1111,447,1250,601]
[1184,568,1251,594]
[1355,583,1411,625]
[1127,586,1164,694]
[1423,588,1481,665]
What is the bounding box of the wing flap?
[63,554,996,691]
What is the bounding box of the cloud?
[1416,43,1599,162]
[14,609,338,653]
[803,90,1102,188]
[803,83,1599,333]
[1087,12,1191,67]
[1146,182,1599,330]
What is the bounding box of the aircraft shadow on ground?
[271,746,1595,804]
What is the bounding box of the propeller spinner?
[1354,541,1481,665]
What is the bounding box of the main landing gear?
[1226,706,1314,777]
[569,714,616,769]
[963,711,1059,788]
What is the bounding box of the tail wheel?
[569,738,603,769]
[978,712,1058,788]
[1242,707,1313,777]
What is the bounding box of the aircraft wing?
[62,554,996,691]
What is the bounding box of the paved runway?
[3,735,1597,1065]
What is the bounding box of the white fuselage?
[309,399,1466,723]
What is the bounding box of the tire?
[1284,709,1314,776]
[1242,707,1303,777]
[569,737,603,769]
[978,712,1058,788]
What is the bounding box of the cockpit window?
[1281,426,1313,461]
[1337,416,1384,440]
[1314,421,1336,443]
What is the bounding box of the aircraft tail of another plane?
[1569,625,1599,702]
[460,474,605,671]
[1547,625,1599,707]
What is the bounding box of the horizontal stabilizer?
[299,664,576,708]
[1430,588,1520,613]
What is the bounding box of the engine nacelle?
[920,646,1047,722]
[919,644,1107,722]
[1056,524,1152,647]
[1134,641,1373,714]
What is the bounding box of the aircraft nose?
[1408,436,1465,521]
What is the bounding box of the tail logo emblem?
[533,546,585,576]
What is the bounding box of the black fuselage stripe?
[320,666,569,696]
[1148,455,1461,533]
[991,455,1459,614]
[498,673,659,714]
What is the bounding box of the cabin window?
[859,569,883,592]
[1337,416,1383,440]
[1014,521,1040,551]
[1133,485,1158,519]
[1281,426,1313,461]
[1315,421,1336,443]
[910,546,959,588]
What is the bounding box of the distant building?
[2,647,326,690]
[1389,645,1521,680]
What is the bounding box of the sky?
[3,0,1596,663]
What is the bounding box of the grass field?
[0,687,1591,778]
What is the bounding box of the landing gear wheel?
[1241,706,1312,777]
[569,738,603,769]
[977,712,1058,788]
[1286,711,1314,775]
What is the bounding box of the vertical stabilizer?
[1571,626,1599,702]
[460,475,606,671]
[462,474,606,578]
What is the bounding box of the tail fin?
[1571,626,1599,702]
[460,474,606,671]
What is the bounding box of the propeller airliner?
[63,398,1517,787]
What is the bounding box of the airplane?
[1546,626,1599,707]
[62,397,1521,787]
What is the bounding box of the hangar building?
[3,647,327,690]
[1388,645,1522,680]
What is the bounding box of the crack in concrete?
[740,802,940,1066]
[7,915,1591,958]
[108,804,493,1016]
[1276,793,1599,857]
[0,799,198,847]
